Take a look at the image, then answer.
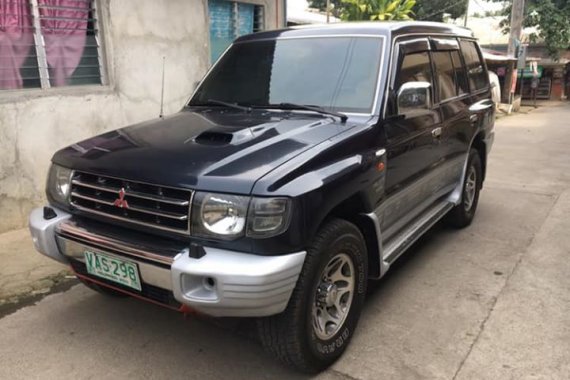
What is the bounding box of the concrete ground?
[0,102,569,379]
[0,228,69,303]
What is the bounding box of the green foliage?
[526,0,570,57]
[491,0,570,58]
[413,0,468,21]
[339,0,416,21]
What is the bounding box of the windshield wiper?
[199,99,252,113]
[262,103,348,123]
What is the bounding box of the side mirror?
[397,81,432,116]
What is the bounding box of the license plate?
[84,251,142,291]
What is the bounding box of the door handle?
[469,100,493,112]
[431,127,442,139]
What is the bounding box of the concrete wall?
[0,0,211,233]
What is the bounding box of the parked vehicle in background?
[29,22,494,373]
[489,70,501,109]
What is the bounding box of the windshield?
[190,36,384,114]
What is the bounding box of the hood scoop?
[193,131,234,146]
[192,126,269,146]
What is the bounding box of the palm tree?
[340,0,416,21]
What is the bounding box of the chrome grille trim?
[70,171,192,235]
[71,204,191,235]
[71,179,189,206]
[70,192,188,221]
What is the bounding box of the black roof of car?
[236,21,475,43]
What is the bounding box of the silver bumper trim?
[28,207,71,264]
[28,207,306,317]
[56,219,182,266]
[57,237,174,291]
[172,248,306,317]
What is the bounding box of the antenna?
[159,56,166,118]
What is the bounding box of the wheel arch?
[324,193,382,279]
[471,132,487,184]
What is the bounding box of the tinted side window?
[395,51,433,90]
[451,50,469,95]
[432,51,457,101]
[460,40,488,91]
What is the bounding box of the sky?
[287,0,504,17]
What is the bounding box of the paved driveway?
[1,103,569,379]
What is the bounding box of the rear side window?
[460,40,488,91]
[451,50,469,95]
[432,50,470,101]
[432,51,456,101]
[395,51,433,90]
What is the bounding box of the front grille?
[70,171,192,234]
[70,259,181,309]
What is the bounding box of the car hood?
[52,108,349,194]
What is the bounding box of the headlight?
[192,193,249,239]
[46,164,73,205]
[247,197,291,238]
[191,192,292,240]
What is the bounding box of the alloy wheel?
[312,253,355,340]
[464,165,477,211]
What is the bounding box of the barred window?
[253,4,264,33]
[0,0,105,91]
[208,0,265,63]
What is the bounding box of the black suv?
[30,22,494,373]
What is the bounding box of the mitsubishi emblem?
[113,188,129,208]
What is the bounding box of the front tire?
[446,149,482,228]
[257,219,368,373]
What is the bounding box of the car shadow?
[45,286,309,379]
[37,221,455,379]
[366,221,449,299]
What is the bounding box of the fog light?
[203,277,216,290]
[180,274,219,302]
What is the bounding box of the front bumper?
[29,207,306,317]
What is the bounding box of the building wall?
[483,44,570,101]
[0,0,285,234]
[0,0,214,233]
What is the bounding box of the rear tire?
[257,219,368,373]
[78,277,128,298]
[446,149,482,228]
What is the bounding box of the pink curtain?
[39,0,89,86]
[0,0,33,90]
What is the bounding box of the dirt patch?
[0,273,78,319]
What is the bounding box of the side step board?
[383,201,454,265]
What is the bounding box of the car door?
[429,38,472,191]
[459,39,495,145]
[380,38,444,240]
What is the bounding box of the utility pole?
[326,0,331,23]
[463,0,470,27]
[503,0,525,107]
